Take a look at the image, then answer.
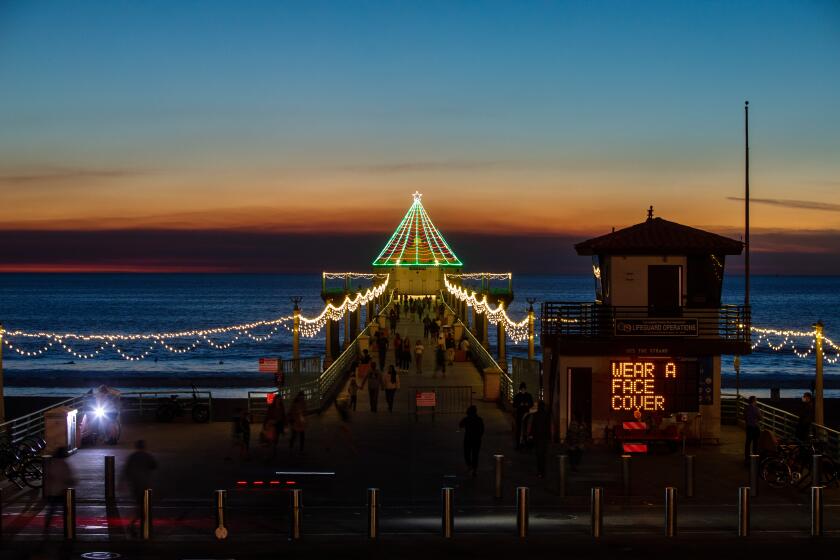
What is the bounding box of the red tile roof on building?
[575,216,744,256]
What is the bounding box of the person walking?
[414,339,424,374]
[377,332,389,370]
[124,439,157,537]
[529,401,551,478]
[393,332,402,368]
[230,409,251,462]
[366,363,382,412]
[796,392,814,441]
[383,365,401,412]
[434,344,446,378]
[401,337,411,370]
[348,376,359,411]
[389,308,397,332]
[42,446,77,537]
[512,383,534,450]
[423,316,430,340]
[445,333,455,366]
[565,415,587,471]
[744,395,762,464]
[262,393,286,463]
[288,391,307,453]
[459,405,484,477]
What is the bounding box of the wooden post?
[325,300,333,364]
[527,305,535,360]
[0,322,5,423]
[343,292,350,350]
[497,318,506,369]
[292,305,300,361]
[815,321,825,426]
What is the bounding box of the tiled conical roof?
[372,192,462,267]
[575,214,744,256]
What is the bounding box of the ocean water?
[0,274,838,397]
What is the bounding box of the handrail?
[249,291,397,418]
[722,393,840,459]
[0,393,89,445]
[439,292,507,382]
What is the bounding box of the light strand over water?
[0,275,389,360]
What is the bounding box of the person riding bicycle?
[94,384,122,444]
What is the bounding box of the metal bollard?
[684,455,695,498]
[41,456,50,499]
[557,454,568,498]
[367,488,380,539]
[738,487,750,537]
[104,456,115,502]
[591,487,604,538]
[749,454,759,497]
[811,486,823,537]
[812,454,822,486]
[289,488,303,540]
[214,489,228,540]
[516,487,529,539]
[441,487,454,538]
[621,454,631,496]
[664,486,677,537]
[63,488,76,541]
[141,488,152,540]
[493,454,504,499]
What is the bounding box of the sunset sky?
[1,1,838,273]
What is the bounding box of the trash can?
[483,368,501,401]
[44,406,78,456]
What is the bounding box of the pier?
[0,193,839,557]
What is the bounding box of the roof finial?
[412,191,423,203]
[647,205,654,221]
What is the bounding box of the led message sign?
[610,359,700,414]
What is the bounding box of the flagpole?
[744,100,750,309]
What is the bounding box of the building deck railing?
[541,302,750,341]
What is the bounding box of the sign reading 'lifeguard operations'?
[610,359,700,414]
[614,318,698,337]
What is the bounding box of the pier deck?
[1,313,839,546]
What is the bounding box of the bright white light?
[94,405,106,419]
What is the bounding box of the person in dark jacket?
[459,405,484,477]
[124,440,157,536]
[512,383,534,449]
[365,363,382,412]
[529,400,551,477]
[795,392,814,441]
[377,334,389,370]
[744,395,762,464]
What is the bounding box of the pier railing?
[541,303,750,341]
[0,394,89,446]
[249,293,396,419]
[439,293,513,403]
[721,393,840,460]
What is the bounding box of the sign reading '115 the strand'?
[610,360,699,414]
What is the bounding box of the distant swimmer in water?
[218,360,224,365]
[65,361,75,365]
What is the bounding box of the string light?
[750,327,839,364]
[446,273,512,281]
[372,192,462,267]
[0,275,390,361]
[322,272,384,280]
[443,275,531,343]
